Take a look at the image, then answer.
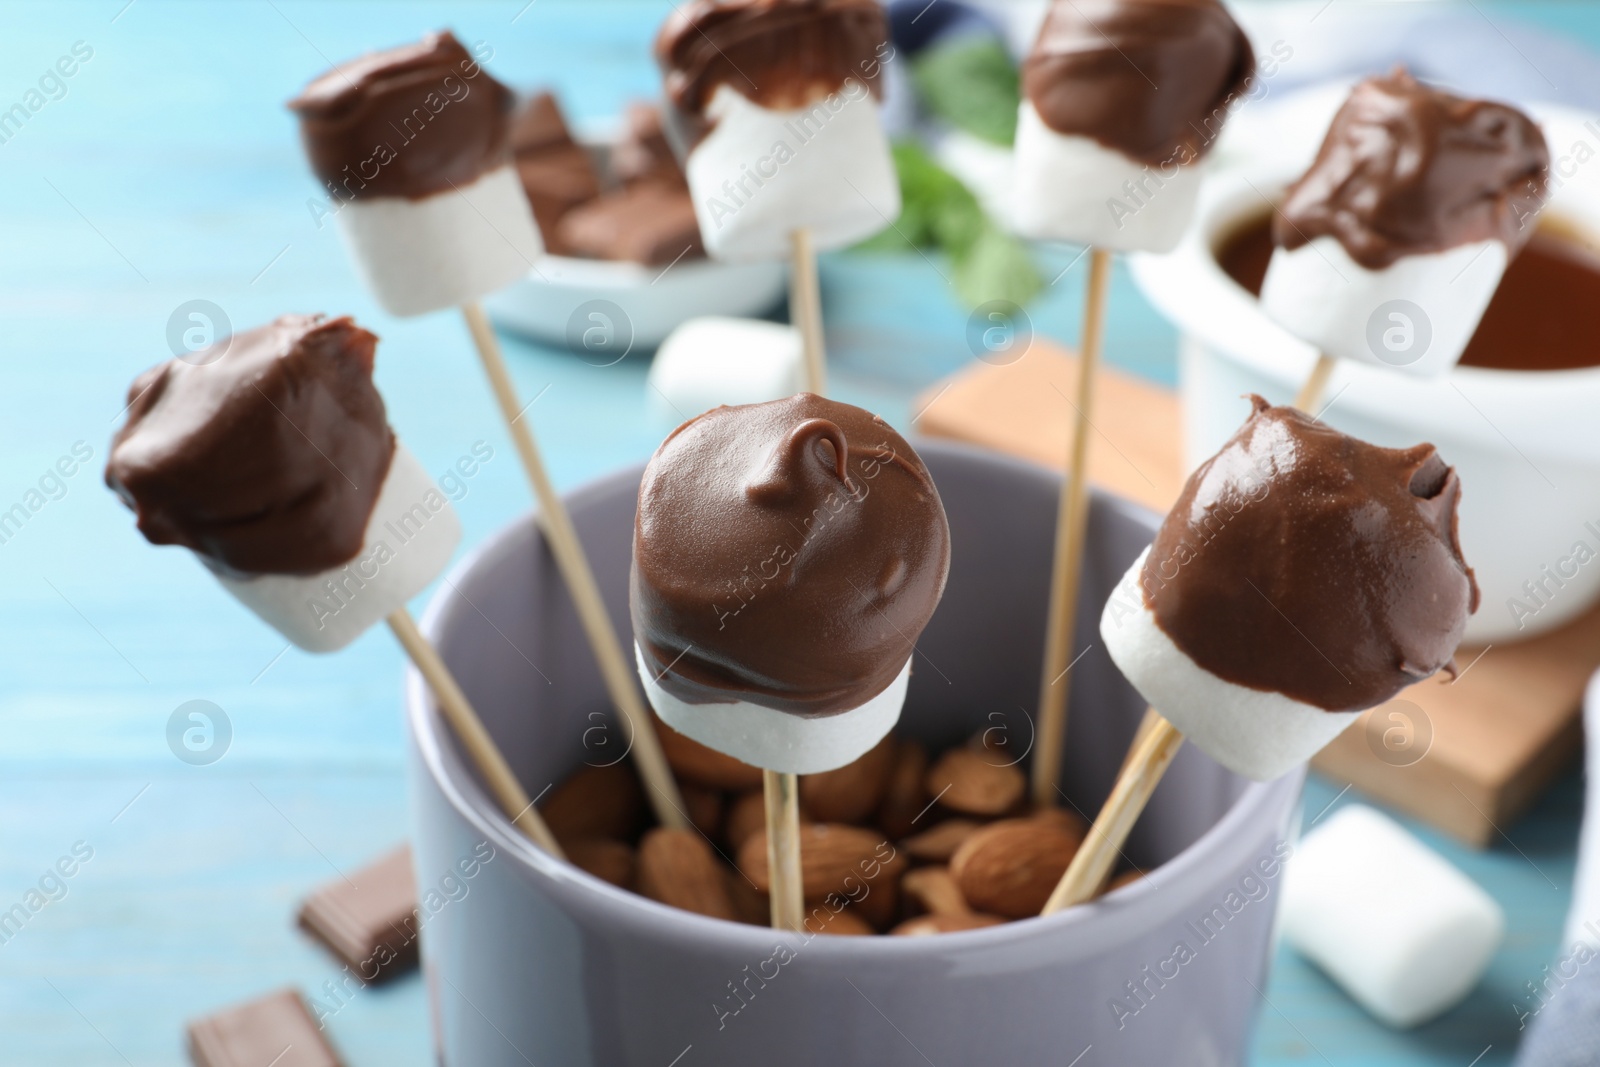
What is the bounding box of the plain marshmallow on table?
[1259,236,1507,377]
[684,83,900,263]
[1010,102,1202,254]
[636,645,910,774]
[215,443,461,653]
[647,316,806,420]
[335,163,544,317]
[1281,804,1505,1029]
[1099,549,1361,781]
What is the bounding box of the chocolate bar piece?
[516,149,601,254]
[510,90,576,158]
[187,988,342,1067]
[556,183,703,266]
[612,102,685,189]
[508,90,601,253]
[297,845,419,983]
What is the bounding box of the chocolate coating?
[289,31,515,200]
[655,0,888,147]
[1276,69,1550,269]
[632,395,950,717]
[106,315,394,578]
[1141,396,1477,712]
[1023,0,1253,165]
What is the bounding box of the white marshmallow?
[215,443,461,653]
[334,164,544,317]
[685,83,900,263]
[1259,236,1507,378]
[635,644,909,775]
[1100,549,1360,781]
[1281,805,1505,1029]
[647,317,806,421]
[1011,101,1201,254]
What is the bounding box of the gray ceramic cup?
[406,440,1303,1067]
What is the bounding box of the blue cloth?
[1513,956,1600,1066]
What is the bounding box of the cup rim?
[406,439,1304,958]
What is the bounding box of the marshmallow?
[685,84,899,263]
[638,646,909,775]
[631,396,949,776]
[1011,102,1201,254]
[216,444,461,653]
[1281,805,1505,1028]
[1261,71,1548,377]
[334,164,544,318]
[1259,237,1507,377]
[646,316,806,421]
[1100,549,1361,781]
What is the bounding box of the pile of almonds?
[540,721,1144,936]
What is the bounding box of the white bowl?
[483,133,788,351]
[1131,98,1600,644]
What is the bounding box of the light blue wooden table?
[0,2,1587,1063]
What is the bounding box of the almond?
[637,828,736,920]
[1030,806,1090,838]
[875,740,929,840]
[539,763,645,845]
[724,866,770,927]
[724,789,812,853]
[900,819,981,863]
[565,838,635,890]
[800,734,898,824]
[803,905,875,936]
[655,719,763,791]
[852,870,901,931]
[950,816,1086,918]
[890,913,1005,936]
[738,823,905,901]
[925,748,1025,817]
[1104,868,1145,895]
[682,783,725,839]
[901,866,970,918]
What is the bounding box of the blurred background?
[2,1,1598,1063]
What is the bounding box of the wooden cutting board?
[913,340,1590,847]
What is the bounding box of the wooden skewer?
[387,608,566,860]
[1031,247,1114,809]
[1041,710,1183,914]
[1294,352,1337,413]
[459,301,689,831]
[790,227,826,395]
[775,226,826,926]
[763,769,805,931]
[1041,355,1334,915]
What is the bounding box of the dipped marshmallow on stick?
[105,315,562,857]
[106,316,457,651]
[1044,396,1478,913]
[632,395,949,927]
[291,33,693,831]
[1014,0,1254,252]
[1262,69,1550,380]
[655,0,900,394]
[1013,0,1254,808]
[289,32,541,316]
[654,0,899,263]
[1102,395,1478,781]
